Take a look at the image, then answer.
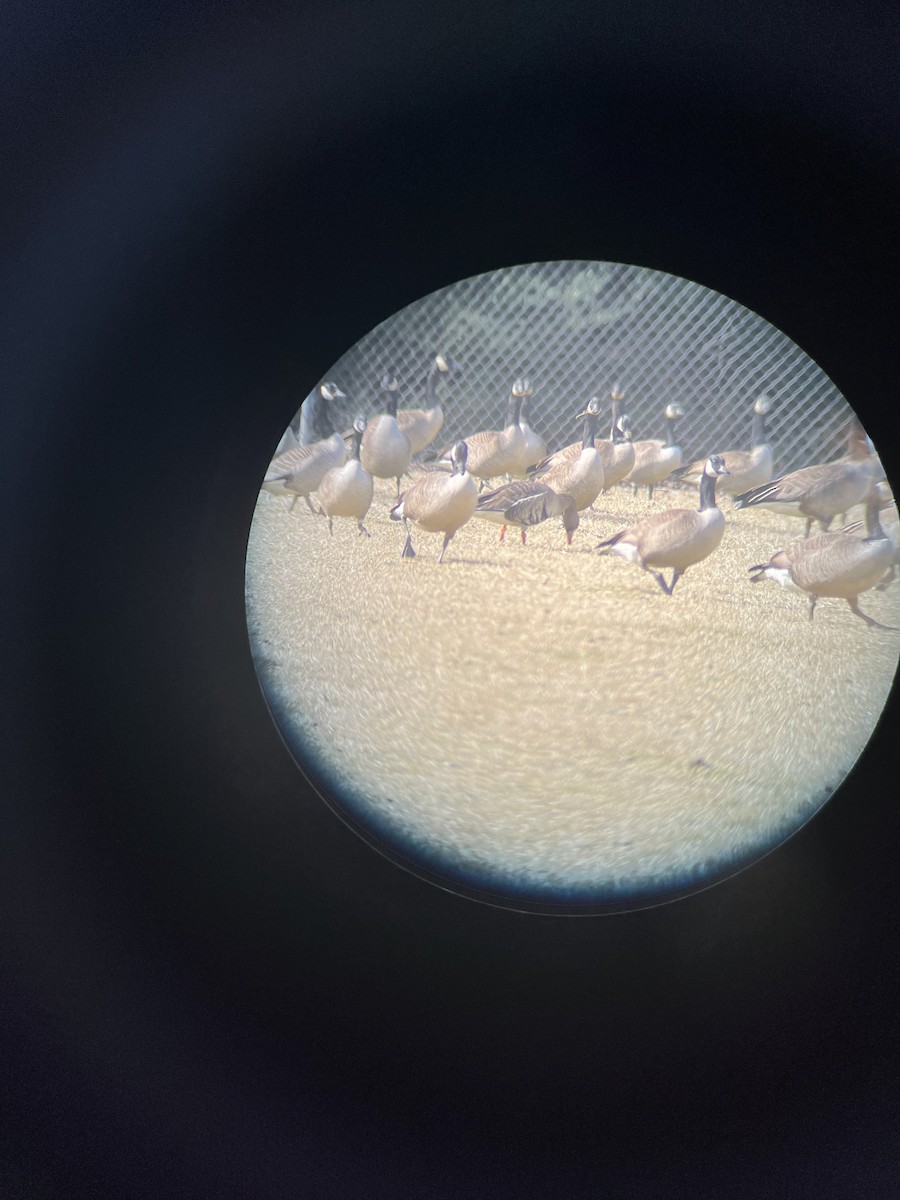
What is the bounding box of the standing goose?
[313,417,374,536]
[623,403,685,500]
[390,440,478,563]
[734,429,884,537]
[474,478,579,545]
[396,354,456,457]
[527,402,605,512]
[748,489,898,630]
[510,385,548,478]
[528,395,603,476]
[360,374,412,496]
[597,386,636,490]
[443,380,527,487]
[679,395,773,497]
[263,382,348,510]
[595,455,731,594]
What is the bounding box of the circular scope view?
[245,260,899,912]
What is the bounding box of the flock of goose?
[261,354,899,631]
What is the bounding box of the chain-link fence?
[285,260,859,474]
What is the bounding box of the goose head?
[664,403,685,421]
[379,373,401,416]
[610,383,626,404]
[561,497,580,544]
[753,394,772,416]
[434,353,460,376]
[704,454,730,477]
[615,414,633,442]
[512,378,533,399]
[574,395,603,420]
[320,382,346,402]
[449,441,469,475]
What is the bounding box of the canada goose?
[396,354,456,456]
[529,389,633,487]
[298,380,347,445]
[598,386,636,489]
[510,388,548,478]
[443,380,527,486]
[390,440,478,563]
[679,395,773,496]
[734,431,884,537]
[528,395,603,475]
[748,489,898,630]
[527,402,605,512]
[595,455,731,594]
[313,417,374,536]
[263,385,349,510]
[623,403,685,500]
[360,374,412,496]
[474,478,579,545]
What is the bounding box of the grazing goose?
[445,380,527,486]
[263,385,348,510]
[734,431,884,537]
[396,354,456,456]
[474,478,579,545]
[679,395,773,497]
[748,489,898,630]
[390,440,478,563]
[313,417,374,536]
[623,403,685,500]
[527,402,605,512]
[510,386,548,478]
[360,374,412,496]
[595,455,731,594]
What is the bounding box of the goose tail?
[595,530,626,553]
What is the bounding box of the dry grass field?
[245,476,900,906]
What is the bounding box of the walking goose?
[527,402,605,512]
[396,354,456,456]
[390,440,478,563]
[360,374,412,496]
[679,395,773,497]
[444,380,527,486]
[474,478,579,545]
[623,403,685,500]
[263,383,348,510]
[313,417,374,536]
[748,489,898,630]
[595,455,731,594]
[734,430,884,537]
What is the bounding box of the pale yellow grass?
[245,477,899,901]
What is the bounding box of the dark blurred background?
[2,1,898,1196]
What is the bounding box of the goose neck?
[699,470,720,511]
[751,410,767,447]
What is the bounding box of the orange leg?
[499,525,506,542]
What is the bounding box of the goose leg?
[648,484,654,502]
[357,521,371,537]
[668,568,683,593]
[804,517,813,538]
[304,495,317,514]
[437,534,452,564]
[499,524,507,543]
[400,518,416,559]
[288,496,299,513]
[327,516,333,535]
[876,566,895,591]
[847,597,899,631]
[520,528,527,545]
[647,568,672,595]
[808,594,817,621]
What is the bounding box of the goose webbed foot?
[848,597,899,631]
[401,534,416,559]
[648,568,673,595]
[357,521,371,537]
